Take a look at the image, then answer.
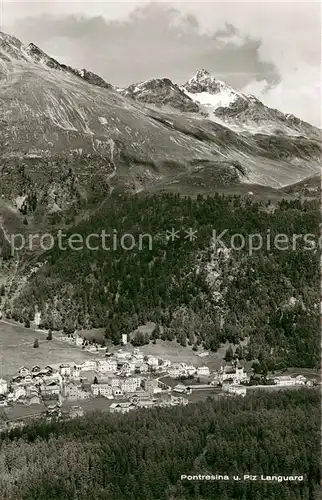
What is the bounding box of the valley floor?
[0,320,102,379]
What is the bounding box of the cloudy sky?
[1,0,320,126]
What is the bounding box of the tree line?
[0,389,320,500]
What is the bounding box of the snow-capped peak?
[189,69,212,82]
[184,68,243,97]
[182,69,246,114]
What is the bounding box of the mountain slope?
[2,192,319,371]
[182,69,320,139]
[0,31,320,218]
[281,173,321,198]
[119,78,200,112]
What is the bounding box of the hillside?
[0,390,320,500]
[0,31,320,223]
[281,174,321,198]
[2,193,319,371]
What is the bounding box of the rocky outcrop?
[120,78,200,112]
[24,43,113,90]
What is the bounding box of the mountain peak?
[0,31,113,90]
[0,31,22,46]
[191,69,212,81]
[0,31,27,63]
[26,42,40,51]
[182,70,245,114]
[71,68,113,90]
[24,42,62,70]
[184,69,237,95]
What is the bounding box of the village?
[0,330,316,433]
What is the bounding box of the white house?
[137,363,149,373]
[81,360,97,371]
[60,364,72,377]
[23,374,33,384]
[294,375,306,385]
[43,374,63,387]
[74,333,83,347]
[109,378,121,387]
[115,350,131,360]
[185,365,197,376]
[128,361,137,372]
[170,395,189,406]
[91,384,100,396]
[136,400,155,409]
[12,386,27,400]
[91,383,113,398]
[72,364,83,379]
[64,383,89,400]
[41,382,60,397]
[120,362,131,374]
[25,384,39,397]
[173,384,188,394]
[18,367,30,377]
[86,346,98,353]
[110,402,135,414]
[224,385,247,397]
[120,377,141,394]
[196,366,210,377]
[273,376,297,386]
[235,362,249,383]
[97,360,117,373]
[0,379,8,395]
[147,356,159,368]
[168,364,181,378]
[133,349,144,360]
[143,378,158,395]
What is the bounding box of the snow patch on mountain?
[182,69,320,139]
[184,88,238,111]
[182,68,248,120]
[98,117,108,125]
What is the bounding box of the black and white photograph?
[0,1,320,499]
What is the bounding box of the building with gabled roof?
[109,402,136,414]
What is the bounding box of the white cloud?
[243,64,321,126]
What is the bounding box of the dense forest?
[3,192,320,370]
[0,390,320,500]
